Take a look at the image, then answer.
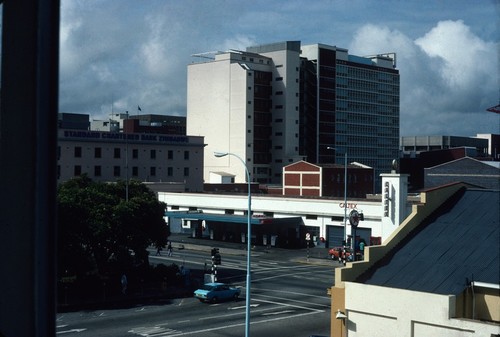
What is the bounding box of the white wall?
[380,173,409,241]
[160,192,386,240]
[344,282,499,337]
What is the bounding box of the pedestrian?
[156,245,162,256]
[359,240,365,260]
[167,241,173,256]
[121,274,128,294]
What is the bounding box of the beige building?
[330,183,499,336]
[57,128,205,192]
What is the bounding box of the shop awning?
[165,210,303,226]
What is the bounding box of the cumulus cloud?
[415,20,494,90]
[349,21,498,136]
[58,1,498,136]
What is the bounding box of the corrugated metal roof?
[358,188,499,295]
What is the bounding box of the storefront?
[165,211,305,248]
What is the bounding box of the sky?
[59,0,499,137]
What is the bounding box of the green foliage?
[57,175,169,278]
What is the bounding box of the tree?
[57,175,169,278]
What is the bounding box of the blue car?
[194,282,241,303]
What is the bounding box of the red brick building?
[282,161,374,198]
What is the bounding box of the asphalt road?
[56,242,336,336]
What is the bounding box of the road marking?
[56,325,68,328]
[160,310,324,336]
[252,297,325,312]
[261,310,295,316]
[56,328,87,334]
[228,304,260,310]
[128,326,180,336]
[255,287,331,301]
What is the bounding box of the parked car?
[328,247,352,261]
[194,282,241,303]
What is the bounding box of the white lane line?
[252,293,330,309]
[128,326,180,336]
[255,287,331,301]
[156,310,324,336]
[261,310,295,316]
[252,297,325,312]
[228,304,260,310]
[56,328,87,334]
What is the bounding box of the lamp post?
[214,151,252,337]
[327,147,348,264]
[125,111,129,202]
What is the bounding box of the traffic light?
[214,253,221,265]
[211,248,221,265]
[211,247,219,257]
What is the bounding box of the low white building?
[160,173,412,248]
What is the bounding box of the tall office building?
[187,41,399,189]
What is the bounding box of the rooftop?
[357,188,499,295]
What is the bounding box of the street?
[56,245,335,336]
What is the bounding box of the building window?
[275,91,283,95]
[74,146,82,158]
[74,165,81,176]
[132,149,138,159]
[167,167,173,176]
[151,149,156,159]
[184,167,189,176]
[94,166,101,177]
[150,167,156,176]
[113,166,120,177]
[94,147,101,158]
[132,166,138,177]
[275,105,283,109]
[275,77,283,81]
[168,150,173,160]
[184,151,189,160]
[114,148,120,158]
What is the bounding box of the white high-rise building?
[188,41,399,188]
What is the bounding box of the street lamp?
[214,151,252,337]
[327,147,348,265]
